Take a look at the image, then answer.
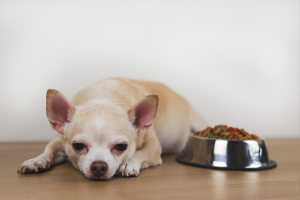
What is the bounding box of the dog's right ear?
[46,89,75,134]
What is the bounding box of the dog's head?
[46,89,158,180]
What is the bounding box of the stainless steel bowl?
[176,134,276,170]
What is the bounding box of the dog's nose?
[90,161,108,177]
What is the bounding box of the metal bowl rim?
[190,134,264,142]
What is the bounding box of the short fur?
[18,78,208,180]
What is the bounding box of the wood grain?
[0,139,299,200]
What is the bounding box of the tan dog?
[18,78,208,180]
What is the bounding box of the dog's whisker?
[114,172,121,177]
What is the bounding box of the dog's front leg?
[18,134,67,174]
[118,128,162,177]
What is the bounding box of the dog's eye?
[73,143,86,151]
[114,143,128,151]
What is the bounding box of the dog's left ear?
[128,95,159,133]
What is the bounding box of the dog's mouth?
[78,162,122,180]
[85,173,114,181]
[81,169,120,181]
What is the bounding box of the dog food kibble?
[194,125,260,140]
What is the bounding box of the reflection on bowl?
[176,134,277,170]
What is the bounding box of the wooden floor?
[0,139,299,200]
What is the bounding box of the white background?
[0,0,299,141]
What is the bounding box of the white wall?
[0,0,299,141]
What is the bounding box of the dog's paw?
[118,160,141,177]
[17,156,51,174]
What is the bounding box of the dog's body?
[18,78,208,180]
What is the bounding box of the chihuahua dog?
[18,78,207,180]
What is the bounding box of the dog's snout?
[90,161,108,177]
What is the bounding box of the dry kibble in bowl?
[194,125,260,140]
